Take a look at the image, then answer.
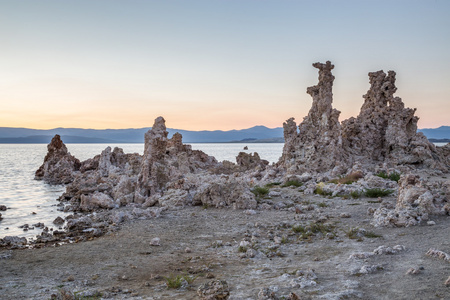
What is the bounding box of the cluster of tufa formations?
[1,61,448,298]
[27,61,448,235]
[279,61,447,175]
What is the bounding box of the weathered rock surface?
[197,279,230,300]
[279,61,344,175]
[35,135,81,184]
[372,174,448,227]
[279,61,448,175]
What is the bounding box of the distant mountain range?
[0,126,284,143]
[0,125,448,144]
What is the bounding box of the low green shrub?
[364,188,393,198]
[265,182,282,188]
[314,187,332,196]
[375,171,401,182]
[164,274,196,289]
[251,186,269,197]
[282,180,303,188]
[350,191,361,199]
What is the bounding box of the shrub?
[314,187,332,196]
[364,188,393,198]
[282,180,303,188]
[237,245,248,253]
[350,191,361,199]
[164,274,196,289]
[375,171,401,182]
[345,227,362,241]
[388,172,401,182]
[265,182,282,188]
[292,224,306,233]
[251,186,269,198]
[329,172,364,185]
[364,231,382,238]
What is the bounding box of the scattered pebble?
[426,248,450,262]
[197,280,230,300]
[244,209,257,215]
[150,237,161,246]
[406,268,421,275]
[53,216,65,225]
[445,276,450,286]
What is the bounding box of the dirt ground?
[0,187,449,300]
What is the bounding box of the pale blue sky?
[1,1,449,130]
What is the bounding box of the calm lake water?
[0,143,283,239]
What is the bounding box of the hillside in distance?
[0,126,284,143]
[0,125,448,144]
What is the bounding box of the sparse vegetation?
[364,231,382,238]
[350,191,361,199]
[329,172,364,185]
[345,227,363,241]
[375,171,401,182]
[237,245,248,253]
[292,222,334,240]
[314,186,332,196]
[164,274,197,289]
[345,227,382,241]
[251,186,269,198]
[318,202,328,208]
[265,182,282,188]
[365,188,393,198]
[281,180,303,188]
[292,224,306,233]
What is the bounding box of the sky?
[1,1,449,131]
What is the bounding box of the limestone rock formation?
[35,135,81,184]
[192,176,257,209]
[372,174,448,227]
[42,116,227,212]
[279,61,344,174]
[280,61,447,175]
[236,152,269,171]
[134,117,220,204]
[342,70,442,169]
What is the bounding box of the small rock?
[0,205,6,211]
[445,276,450,286]
[340,212,351,218]
[406,268,421,275]
[185,247,192,253]
[53,216,65,225]
[31,212,37,215]
[246,248,257,258]
[245,209,257,215]
[427,221,436,226]
[66,275,75,282]
[197,280,230,300]
[289,292,300,300]
[150,237,161,246]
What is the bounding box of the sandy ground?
[0,187,449,300]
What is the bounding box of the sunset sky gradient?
[1,1,449,130]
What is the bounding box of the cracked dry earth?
[1,185,449,300]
